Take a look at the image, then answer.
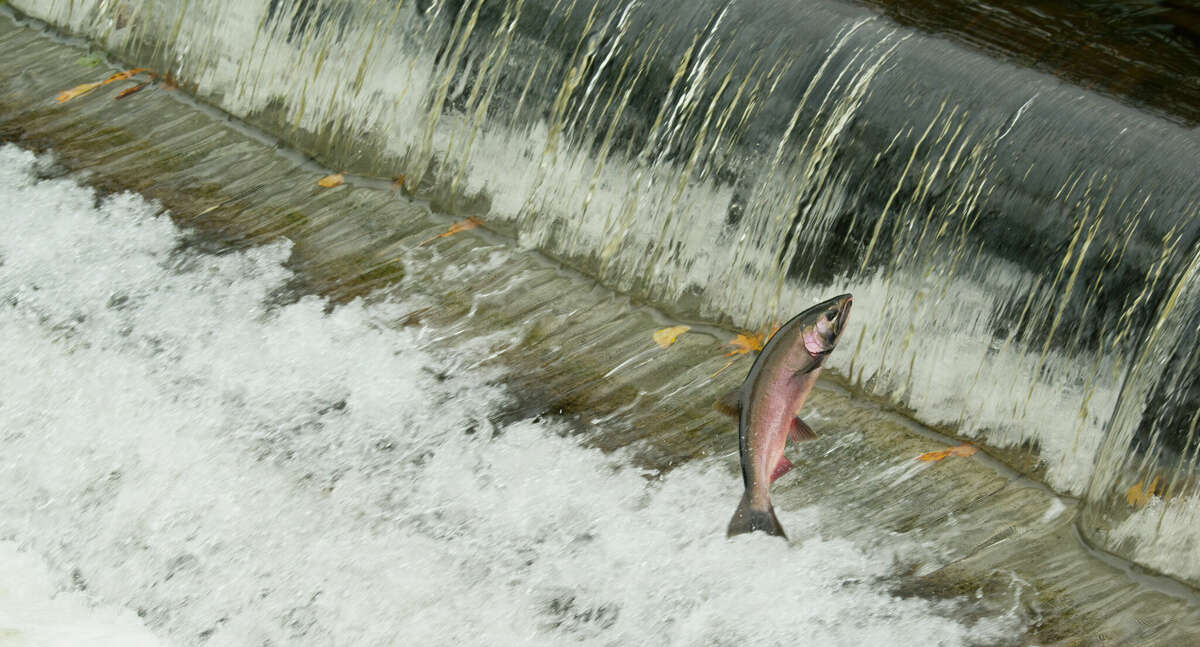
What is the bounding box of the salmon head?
[801,294,852,357]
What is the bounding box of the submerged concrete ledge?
[2,11,1200,645]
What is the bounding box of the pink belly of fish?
[748,372,801,508]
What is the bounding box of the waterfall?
[10,0,1200,589]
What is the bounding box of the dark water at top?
[861,0,1200,125]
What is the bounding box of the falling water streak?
[772,27,902,303]
[563,5,644,251]
[1024,193,1107,415]
[593,41,660,269]
[748,26,902,320]
[569,0,639,136]
[449,0,526,199]
[1087,238,1200,502]
[859,96,946,274]
[416,0,486,183]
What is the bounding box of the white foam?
[0,542,163,647]
[1041,498,1067,524]
[0,144,1023,645]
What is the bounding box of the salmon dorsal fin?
[713,388,742,418]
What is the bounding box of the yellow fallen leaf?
[725,332,765,357]
[708,322,781,376]
[443,216,481,236]
[917,444,977,462]
[317,172,345,188]
[392,175,407,190]
[55,80,105,103]
[653,325,690,348]
[419,217,482,246]
[113,68,151,79]
[1126,475,1161,507]
[55,68,152,103]
[947,444,978,458]
[1127,482,1147,507]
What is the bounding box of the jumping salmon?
[723,294,853,538]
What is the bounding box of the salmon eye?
[825,309,838,321]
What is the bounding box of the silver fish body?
[727,294,852,538]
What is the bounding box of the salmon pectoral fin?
[713,388,742,418]
[770,455,794,482]
[790,417,818,443]
[726,491,787,538]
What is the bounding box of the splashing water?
[0,541,162,646]
[0,144,1022,645]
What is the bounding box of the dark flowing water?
[860,0,1200,126]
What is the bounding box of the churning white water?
[0,144,1022,646]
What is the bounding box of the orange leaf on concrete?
[725,332,765,357]
[917,444,978,462]
[419,217,482,246]
[114,81,149,100]
[653,325,690,348]
[442,216,481,237]
[55,67,153,103]
[55,81,105,103]
[317,173,345,188]
[110,68,151,81]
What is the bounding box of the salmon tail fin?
[726,491,787,538]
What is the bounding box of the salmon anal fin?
[770,455,794,483]
[791,417,818,443]
[713,388,742,418]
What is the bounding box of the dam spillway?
[2,0,1200,644]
